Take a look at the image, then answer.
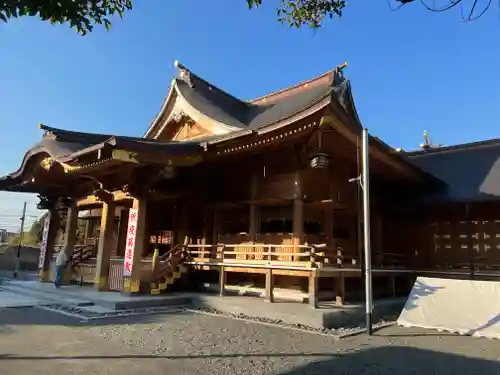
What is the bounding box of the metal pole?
[362,128,374,335]
[14,202,27,278]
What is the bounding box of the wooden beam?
[77,190,132,207]
[326,109,427,182]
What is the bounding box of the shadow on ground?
[0,346,498,374]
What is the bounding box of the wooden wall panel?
[385,206,500,272]
[257,173,295,200]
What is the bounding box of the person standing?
[54,250,68,288]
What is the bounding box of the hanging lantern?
[309,129,330,169]
[310,152,330,169]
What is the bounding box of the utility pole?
[13,202,27,279]
[347,129,374,335]
[361,128,373,335]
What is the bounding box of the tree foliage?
[0,0,492,35]
[247,0,346,28]
[0,0,132,35]
[28,213,47,243]
[247,0,493,28]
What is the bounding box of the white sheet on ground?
[397,276,500,339]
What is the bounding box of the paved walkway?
[0,277,402,328]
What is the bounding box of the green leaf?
[0,0,133,35]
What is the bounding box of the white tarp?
[397,276,500,339]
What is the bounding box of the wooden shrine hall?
[1,61,500,305]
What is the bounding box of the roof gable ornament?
[420,130,444,150]
[38,123,57,139]
[330,61,348,86]
[174,60,194,88]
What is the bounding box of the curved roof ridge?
[249,62,347,105]
[174,61,248,106]
[39,124,112,144]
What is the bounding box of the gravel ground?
[187,306,396,336]
[0,307,500,375]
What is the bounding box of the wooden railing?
[150,242,189,283]
[186,244,326,269]
[52,244,97,267]
[67,244,96,268]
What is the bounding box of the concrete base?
[190,294,405,329]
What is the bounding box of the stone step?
[0,278,193,312]
[92,294,192,311]
[0,279,95,307]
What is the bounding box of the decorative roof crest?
[330,61,348,86]
[38,123,56,139]
[174,60,194,88]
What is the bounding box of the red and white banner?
[123,208,138,277]
[38,212,52,269]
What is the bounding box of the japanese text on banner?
[38,213,52,269]
[123,208,138,277]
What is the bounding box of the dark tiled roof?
[406,141,500,202]
[1,125,203,182]
[173,64,348,132]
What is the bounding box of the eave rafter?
[216,120,319,156]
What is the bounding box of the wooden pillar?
[122,197,147,294]
[202,208,211,244]
[63,201,78,259]
[308,270,318,308]
[94,201,116,291]
[115,208,128,258]
[249,169,260,243]
[212,207,219,244]
[325,209,335,248]
[335,272,345,305]
[390,274,396,297]
[176,204,190,244]
[57,202,78,285]
[249,205,258,242]
[38,209,59,282]
[373,215,383,267]
[211,207,220,259]
[265,269,274,303]
[219,265,226,296]
[465,203,475,280]
[83,219,91,242]
[293,171,304,246]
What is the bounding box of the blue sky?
[0,0,498,230]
